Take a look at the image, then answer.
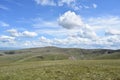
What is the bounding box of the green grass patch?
[0,60,120,80]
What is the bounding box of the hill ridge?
[0,47,120,63]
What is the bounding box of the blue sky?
[0,0,120,49]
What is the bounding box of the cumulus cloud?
[94,35,120,49]
[34,0,56,6]
[22,31,38,37]
[0,35,15,42]
[58,11,84,29]
[4,32,120,49]
[105,29,120,35]
[7,29,20,37]
[29,11,120,49]
[0,35,16,48]
[39,36,52,43]
[7,29,38,38]
[1,29,38,47]
[53,37,88,46]
[77,30,97,39]
[0,21,9,27]
[58,11,97,39]
[36,35,96,48]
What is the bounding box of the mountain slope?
[0,47,120,63]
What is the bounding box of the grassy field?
[0,60,120,80]
[0,47,120,80]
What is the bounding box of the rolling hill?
[0,46,120,63]
[0,47,120,80]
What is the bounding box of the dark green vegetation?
[0,47,120,80]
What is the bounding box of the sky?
[0,0,120,49]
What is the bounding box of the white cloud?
[1,10,120,49]
[0,21,9,27]
[35,28,97,47]
[105,29,120,35]
[95,35,120,49]
[14,11,120,49]
[52,36,91,46]
[58,0,81,11]
[7,29,38,38]
[58,11,84,29]
[22,31,38,37]
[58,11,97,39]
[83,4,97,9]
[93,3,97,8]
[34,0,56,6]
[7,29,21,37]
[86,16,120,31]
[0,35,15,42]
[88,16,120,25]
[70,4,80,10]
[31,16,120,49]
[3,31,120,49]
[58,0,75,6]
[77,29,97,39]
[34,0,97,10]
[39,36,52,43]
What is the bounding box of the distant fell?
[0,47,120,63]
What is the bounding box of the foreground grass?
[0,60,120,80]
